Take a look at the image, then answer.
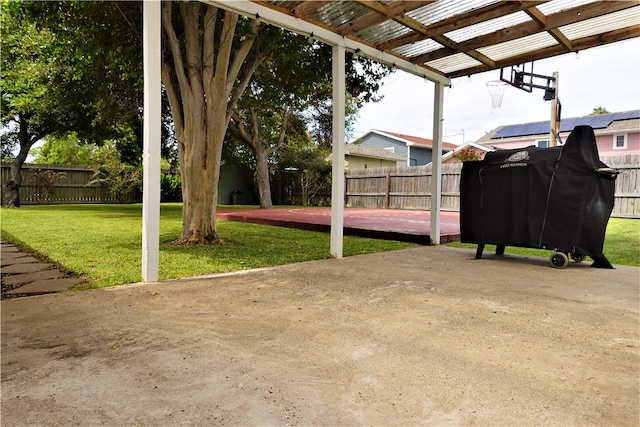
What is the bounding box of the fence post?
[385,169,391,208]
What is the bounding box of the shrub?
[30,168,66,203]
[161,173,182,202]
[453,148,483,162]
[89,158,141,203]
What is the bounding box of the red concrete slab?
[218,208,461,244]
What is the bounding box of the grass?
[446,217,640,267]
[0,204,419,289]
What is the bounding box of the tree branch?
[161,2,190,97]
[226,47,273,127]
[269,107,290,155]
[214,10,239,91]
[179,2,204,97]
[161,64,184,145]
[230,112,256,150]
[202,5,217,85]
[251,108,260,147]
[226,19,261,96]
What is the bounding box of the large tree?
[161,2,273,243]
[228,32,387,209]
[227,31,326,208]
[161,1,390,242]
[1,1,142,207]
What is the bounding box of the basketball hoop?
[486,80,508,111]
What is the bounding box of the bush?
[89,158,141,203]
[30,168,66,203]
[452,149,483,162]
[161,173,182,202]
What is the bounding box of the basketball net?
[486,80,508,113]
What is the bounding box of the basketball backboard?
[500,62,556,100]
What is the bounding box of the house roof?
[440,142,495,163]
[344,144,405,161]
[352,129,457,151]
[216,1,640,81]
[480,109,640,142]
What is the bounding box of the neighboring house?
[349,130,456,167]
[477,110,640,156]
[343,144,405,170]
[439,142,495,164]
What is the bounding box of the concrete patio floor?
[2,246,638,426]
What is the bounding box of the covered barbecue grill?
[460,125,617,268]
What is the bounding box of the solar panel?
[490,109,639,139]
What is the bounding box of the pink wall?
[597,132,640,156]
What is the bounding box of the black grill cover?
[460,125,615,268]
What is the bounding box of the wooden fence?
[346,164,462,211]
[1,164,138,205]
[4,155,638,216]
[346,155,640,218]
[602,154,640,218]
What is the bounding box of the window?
[536,139,549,148]
[613,134,627,150]
[383,147,395,153]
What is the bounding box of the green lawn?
[2,205,637,290]
[0,204,419,289]
[446,217,640,267]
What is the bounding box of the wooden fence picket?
[1,164,138,205]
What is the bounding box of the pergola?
[141,0,640,281]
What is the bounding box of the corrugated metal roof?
[356,19,413,44]
[536,0,599,15]
[560,8,640,40]
[426,53,482,75]
[444,11,531,44]
[393,39,443,58]
[477,33,558,62]
[237,1,640,80]
[407,0,497,27]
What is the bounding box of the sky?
[352,37,640,146]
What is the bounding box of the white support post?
[142,0,161,282]
[430,81,445,245]
[330,44,346,259]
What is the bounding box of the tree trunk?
[176,106,223,244]
[161,3,265,244]
[254,148,273,209]
[229,107,290,210]
[3,117,35,207]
